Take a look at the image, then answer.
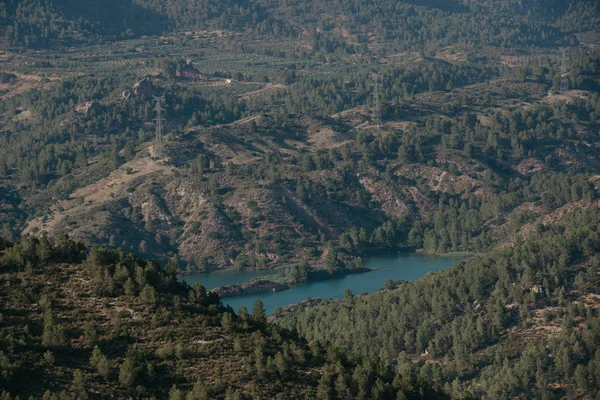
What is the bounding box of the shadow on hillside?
[51,0,168,37]
[400,0,469,13]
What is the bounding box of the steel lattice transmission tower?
[152,95,166,157]
[560,49,569,95]
[370,72,383,128]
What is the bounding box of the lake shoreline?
[212,266,373,298]
[184,252,465,314]
[178,249,472,279]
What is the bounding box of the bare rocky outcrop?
[76,101,100,114]
[176,62,205,80]
[133,77,155,97]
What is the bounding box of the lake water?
[184,253,465,314]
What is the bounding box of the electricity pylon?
[560,49,570,95]
[371,72,383,128]
[152,95,166,157]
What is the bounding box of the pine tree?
[71,369,85,394]
[119,357,138,386]
[90,346,110,377]
[187,378,208,400]
[324,245,339,274]
[316,373,333,400]
[252,299,266,325]
[139,284,157,306]
[221,312,233,333]
[42,309,67,347]
[169,384,183,400]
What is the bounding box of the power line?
[371,72,383,128]
[152,95,166,158]
[560,49,569,95]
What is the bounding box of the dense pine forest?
[1,0,599,49]
[0,235,447,399]
[1,0,599,398]
[275,208,600,398]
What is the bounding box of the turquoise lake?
[184,253,465,314]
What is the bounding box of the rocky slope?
[0,236,445,399]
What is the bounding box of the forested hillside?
[1,43,599,271]
[1,0,598,49]
[274,208,600,398]
[1,0,600,398]
[0,236,445,399]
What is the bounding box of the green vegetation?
[275,208,600,398]
[1,43,599,273]
[0,236,445,399]
[2,0,598,50]
[0,1,599,397]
